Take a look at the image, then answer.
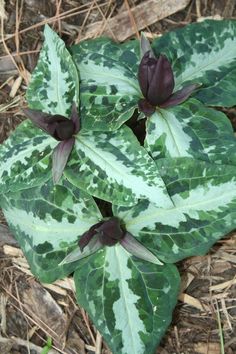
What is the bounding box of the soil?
[0,1,236,354]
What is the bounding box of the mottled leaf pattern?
[1,180,101,283]
[74,245,180,354]
[145,99,236,164]
[152,20,236,106]
[71,39,140,131]
[0,120,57,195]
[2,21,236,354]
[114,158,236,263]
[27,25,79,116]
[64,125,173,207]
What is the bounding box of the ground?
[0,1,236,353]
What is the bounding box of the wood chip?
[3,244,23,257]
[210,278,236,292]
[178,293,211,312]
[9,76,22,98]
[82,0,191,41]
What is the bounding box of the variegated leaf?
[145,99,236,164]
[152,19,236,106]
[64,125,173,207]
[114,158,236,263]
[1,180,101,283]
[72,37,140,75]
[0,120,57,195]
[27,25,79,116]
[71,39,140,131]
[74,245,180,354]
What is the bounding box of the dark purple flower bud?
[79,217,125,251]
[96,217,125,246]
[53,118,75,141]
[138,52,174,107]
[138,39,198,113]
[22,102,80,184]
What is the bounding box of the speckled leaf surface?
[72,37,140,74]
[26,25,79,116]
[0,120,57,196]
[64,125,173,207]
[1,180,101,283]
[145,99,236,164]
[114,157,236,263]
[71,39,140,131]
[152,20,236,106]
[74,245,180,354]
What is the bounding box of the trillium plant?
[1,20,236,354]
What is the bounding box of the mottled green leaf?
[145,99,236,164]
[72,37,139,74]
[114,158,236,263]
[152,20,236,106]
[27,25,79,116]
[71,39,140,131]
[0,120,57,195]
[64,125,173,207]
[74,245,180,354]
[1,180,101,283]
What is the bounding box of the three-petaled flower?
[60,217,162,266]
[138,34,198,116]
[23,102,80,183]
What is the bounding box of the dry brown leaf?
[179,293,211,312]
[82,0,191,41]
[22,281,67,350]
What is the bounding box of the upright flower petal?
[148,55,175,106]
[59,235,103,265]
[52,137,75,184]
[138,52,151,97]
[159,84,199,108]
[140,32,155,58]
[120,232,163,265]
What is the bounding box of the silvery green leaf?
[71,39,140,131]
[74,245,180,354]
[27,25,79,116]
[152,20,236,106]
[114,157,236,263]
[1,180,102,282]
[64,125,173,207]
[145,98,236,165]
[0,120,57,195]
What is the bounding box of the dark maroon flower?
[60,217,163,266]
[79,217,125,251]
[22,102,80,183]
[138,35,198,116]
